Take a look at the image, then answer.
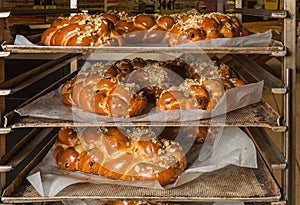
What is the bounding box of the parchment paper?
[15,80,263,123]
[174,30,274,47]
[14,30,276,47]
[27,127,257,197]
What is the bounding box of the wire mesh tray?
[4,101,284,131]
[1,156,281,203]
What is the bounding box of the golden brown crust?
[61,58,245,117]
[202,79,224,110]
[134,14,156,30]
[101,13,120,24]
[55,147,79,171]
[156,79,211,112]
[41,27,59,46]
[106,30,125,46]
[54,127,187,186]
[222,79,234,90]
[54,24,85,46]
[41,11,249,46]
[228,15,241,28]
[123,27,146,44]
[50,17,69,28]
[160,126,209,144]
[231,78,245,87]
[198,16,220,32]
[66,35,95,46]
[156,90,198,112]
[94,19,114,37]
[157,16,176,31]
[241,27,252,36]
[206,30,224,39]
[61,74,147,117]
[115,20,135,34]
[69,14,86,24]
[182,28,206,42]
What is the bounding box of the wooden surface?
[242,21,282,40]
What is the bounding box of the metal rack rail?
[3,44,287,56]
[2,101,284,130]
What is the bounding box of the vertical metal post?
[0,0,6,192]
[206,0,217,12]
[70,58,78,73]
[69,0,78,76]
[104,0,108,12]
[235,0,242,8]
[70,0,77,9]
[283,0,296,205]
[217,0,226,12]
[235,0,242,22]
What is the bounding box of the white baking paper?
[15,80,263,123]
[14,30,276,47]
[27,127,257,197]
[14,34,36,46]
[174,30,273,47]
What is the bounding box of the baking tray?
[1,155,281,203]
[4,100,285,132]
[5,45,286,56]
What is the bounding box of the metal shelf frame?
[3,44,287,56]
[0,0,297,204]
[282,1,297,205]
[2,101,285,131]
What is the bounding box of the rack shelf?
[227,8,287,18]
[4,101,284,131]
[1,155,281,203]
[4,45,286,56]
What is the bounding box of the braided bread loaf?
[41,13,124,46]
[54,127,187,186]
[161,59,243,110]
[61,58,244,117]
[156,78,222,111]
[41,11,251,46]
[61,58,189,116]
[61,76,147,117]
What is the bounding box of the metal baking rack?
[0,48,290,204]
[0,53,285,132]
[0,0,297,204]
[1,154,281,204]
[4,44,286,55]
